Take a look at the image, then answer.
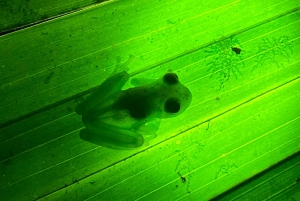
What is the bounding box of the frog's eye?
[163,73,179,85]
[165,97,180,114]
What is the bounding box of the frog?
[75,55,192,149]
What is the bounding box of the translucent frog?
[75,55,192,149]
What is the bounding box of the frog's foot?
[113,54,135,75]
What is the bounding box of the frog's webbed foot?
[112,54,135,75]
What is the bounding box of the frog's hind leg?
[79,122,144,149]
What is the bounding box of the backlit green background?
[0,0,299,200]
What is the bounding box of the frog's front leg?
[75,55,134,116]
[134,118,161,140]
[79,121,144,149]
[75,71,129,116]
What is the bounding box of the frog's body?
[76,55,192,149]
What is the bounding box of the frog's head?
[158,72,192,119]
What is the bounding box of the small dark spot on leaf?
[231,47,241,54]
[66,106,72,112]
[51,115,56,121]
[44,71,54,84]
[72,178,79,184]
[178,172,186,183]
[40,14,48,20]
